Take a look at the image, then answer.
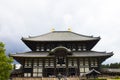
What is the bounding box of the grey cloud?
[0,0,120,64]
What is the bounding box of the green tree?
[0,42,13,80]
[101,62,120,69]
[110,63,119,68]
[101,64,110,68]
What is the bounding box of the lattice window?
[24,73,31,77]
[80,58,84,66]
[24,59,32,68]
[72,44,76,51]
[33,59,37,67]
[36,46,40,51]
[85,67,89,72]
[83,45,86,51]
[33,67,37,72]
[90,58,98,67]
[80,68,84,72]
[38,59,42,67]
[49,59,54,66]
[68,59,72,66]
[41,46,44,51]
[85,58,89,66]
[33,73,37,77]
[80,67,89,73]
[45,59,49,66]
[78,46,81,51]
[95,58,98,66]
[73,58,77,66]
[33,67,42,77]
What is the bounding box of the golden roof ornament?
[68,27,72,31]
[51,28,55,32]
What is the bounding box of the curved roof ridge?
[23,31,100,39]
[69,31,100,38]
[22,31,100,41]
[22,31,52,39]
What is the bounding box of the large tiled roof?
[11,51,113,58]
[22,31,100,41]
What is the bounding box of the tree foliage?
[0,42,13,80]
[101,62,120,68]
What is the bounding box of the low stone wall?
[12,77,80,80]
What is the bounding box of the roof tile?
[22,31,100,41]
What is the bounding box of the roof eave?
[21,38,100,42]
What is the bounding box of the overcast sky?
[0,0,120,64]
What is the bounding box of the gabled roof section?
[85,69,101,75]
[49,46,72,55]
[22,31,100,42]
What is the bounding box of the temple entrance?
[43,46,74,77]
[43,68,77,77]
[43,68,67,77]
[43,68,54,77]
[56,68,66,75]
[68,68,77,76]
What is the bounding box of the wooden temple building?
[11,31,113,77]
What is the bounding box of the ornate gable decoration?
[49,46,72,56]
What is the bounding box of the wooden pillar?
[22,58,25,77]
[77,58,80,76]
[31,58,34,77]
[88,58,91,70]
[98,57,102,71]
[42,58,45,77]
[54,57,56,76]
[66,57,68,76]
